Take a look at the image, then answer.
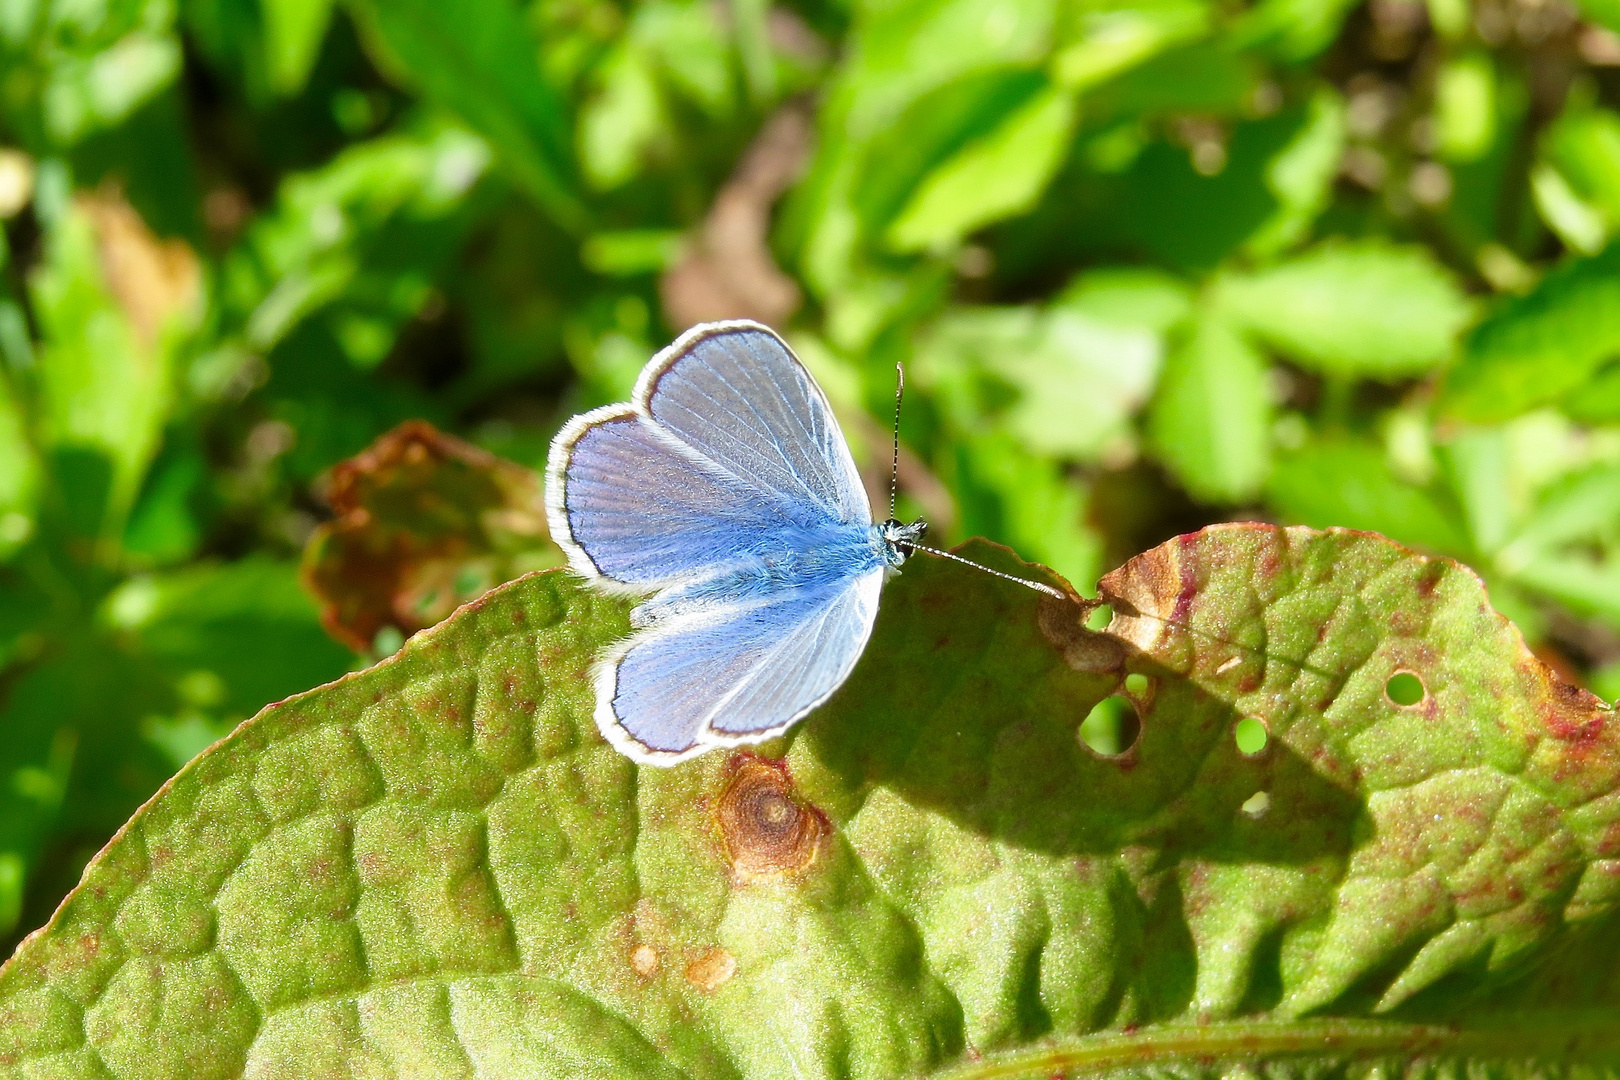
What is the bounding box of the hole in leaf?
[1085,604,1112,631]
[1386,670,1425,706]
[1079,694,1141,757]
[1234,717,1269,755]
[1124,672,1150,697]
[1241,791,1270,817]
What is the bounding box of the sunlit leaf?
[1267,439,1471,556]
[1435,53,1496,163]
[261,0,334,96]
[916,287,1168,462]
[223,122,493,368]
[1246,86,1345,257]
[28,190,200,542]
[6,528,1620,1075]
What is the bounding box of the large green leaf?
[5,526,1620,1076]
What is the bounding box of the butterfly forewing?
[640,325,870,527]
[552,413,799,586]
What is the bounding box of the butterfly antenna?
[889,362,904,522]
[900,541,1071,601]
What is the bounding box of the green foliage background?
[3,0,1620,965]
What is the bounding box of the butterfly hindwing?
[598,571,884,763]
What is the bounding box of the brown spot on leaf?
[630,944,659,978]
[715,754,827,882]
[685,947,736,992]
[301,421,559,652]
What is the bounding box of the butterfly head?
[878,518,928,567]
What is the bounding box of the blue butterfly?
[545,320,1060,765]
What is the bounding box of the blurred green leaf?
[105,558,353,717]
[1150,311,1271,503]
[1110,108,1300,271]
[634,0,735,117]
[578,42,665,190]
[1575,0,1620,34]
[1246,86,1346,257]
[887,84,1076,252]
[1056,265,1194,332]
[1214,240,1474,379]
[919,269,1183,462]
[43,34,181,147]
[1538,104,1620,250]
[1,0,181,149]
[1268,440,1471,556]
[0,365,39,560]
[1051,4,1208,90]
[1442,243,1620,421]
[262,0,335,96]
[28,190,199,544]
[223,121,493,367]
[1442,425,1516,556]
[1531,163,1609,256]
[1093,39,1256,119]
[791,0,1058,293]
[1230,0,1361,58]
[853,69,1048,246]
[580,229,685,275]
[1435,53,1496,163]
[953,433,1101,587]
[344,0,585,229]
[1495,464,1620,624]
[121,434,206,566]
[0,556,349,939]
[1563,361,1620,423]
[1440,411,1612,560]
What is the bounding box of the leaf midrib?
[934,1014,1620,1080]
